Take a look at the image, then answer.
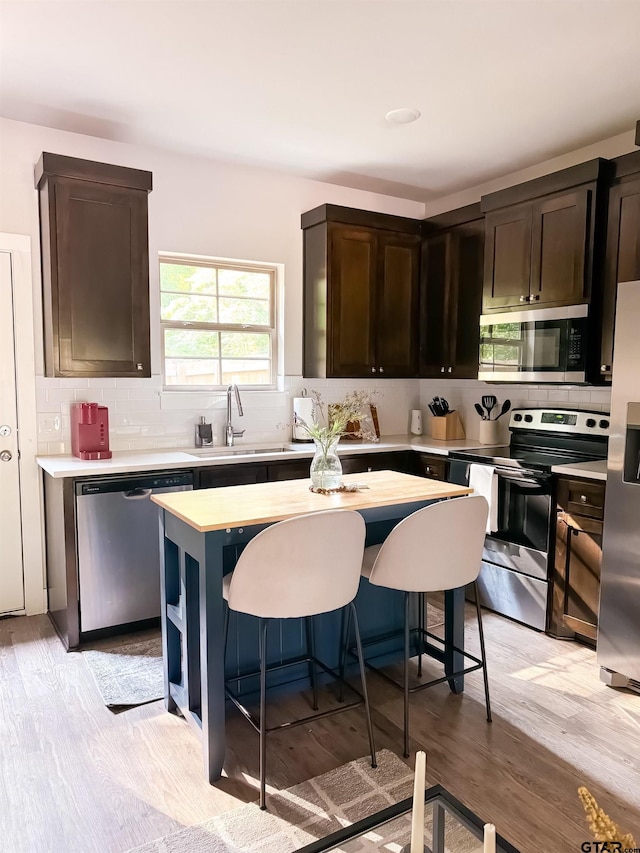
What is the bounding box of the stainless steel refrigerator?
[598,279,640,691]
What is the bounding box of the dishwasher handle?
[122,488,153,500]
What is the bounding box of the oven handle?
[494,468,551,486]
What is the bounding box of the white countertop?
[551,459,608,481]
[36,434,503,479]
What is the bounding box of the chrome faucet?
[225,384,245,446]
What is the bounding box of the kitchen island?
[152,470,472,783]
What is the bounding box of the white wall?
[0,117,425,452]
[424,128,637,216]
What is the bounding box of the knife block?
[430,411,465,441]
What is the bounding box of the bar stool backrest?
[367,496,489,593]
[227,509,366,618]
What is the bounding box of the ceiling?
[1,0,639,201]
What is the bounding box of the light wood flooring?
[1,606,639,853]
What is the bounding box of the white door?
[0,250,25,613]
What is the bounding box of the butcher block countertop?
[151,469,472,533]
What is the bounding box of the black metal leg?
[403,591,410,758]
[338,604,352,703]
[433,800,446,853]
[305,616,319,711]
[474,581,492,723]
[417,592,423,678]
[350,602,377,769]
[259,618,268,809]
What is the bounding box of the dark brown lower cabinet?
[550,476,605,645]
[415,452,449,482]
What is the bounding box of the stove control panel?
[509,408,610,436]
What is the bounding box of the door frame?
[0,233,45,615]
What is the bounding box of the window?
[160,256,277,389]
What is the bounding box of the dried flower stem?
[578,786,636,847]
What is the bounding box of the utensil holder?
[430,411,465,441]
[479,418,501,445]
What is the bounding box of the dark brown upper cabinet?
[597,150,640,382]
[36,153,153,378]
[419,205,484,379]
[302,205,420,378]
[481,159,607,313]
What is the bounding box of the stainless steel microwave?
[478,304,588,383]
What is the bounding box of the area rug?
[124,749,480,853]
[80,636,163,708]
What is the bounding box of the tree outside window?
[160,258,277,388]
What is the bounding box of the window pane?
[222,360,271,385]
[165,328,219,357]
[220,332,270,358]
[165,358,220,386]
[161,292,218,322]
[218,297,269,325]
[160,263,216,295]
[218,269,270,299]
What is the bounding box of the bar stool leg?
[403,591,410,758]
[259,618,269,809]
[417,592,423,678]
[305,616,319,711]
[350,602,377,768]
[338,604,352,703]
[474,581,492,723]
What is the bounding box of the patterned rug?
[124,750,481,853]
[80,636,163,708]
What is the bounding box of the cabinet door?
[600,177,640,379]
[416,453,448,481]
[46,177,150,377]
[483,204,532,310]
[376,231,420,377]
[553,510,602,644]
[530,188,590,307]
[447,222,484,378]
[328,225,376,377]
[197,465,268,488]
[419,233,449,377]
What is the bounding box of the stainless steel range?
[449,409,609,631]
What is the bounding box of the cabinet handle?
[447,366,453,373]
[379,367,384,374]
[531,294,540,302]
[371,367,377,373]
[580,495,588,503]
[136,363,144,371]
[519,296,528,303]
[425,466,432,473]
[441,366,445,373]
[600,364,611,373]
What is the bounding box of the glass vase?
[310,436,342,490]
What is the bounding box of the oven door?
[478,306,587,383]
[484,467,553,580]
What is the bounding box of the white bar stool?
[222,509,377,810]
[349,495,491,757]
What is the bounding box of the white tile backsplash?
[34,372,611,455]
[419,379,611,442]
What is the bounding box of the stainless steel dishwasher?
[75,471,193,633]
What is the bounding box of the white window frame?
[160,254,278,391]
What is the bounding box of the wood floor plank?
[1,610,639,853]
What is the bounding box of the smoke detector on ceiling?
[384,108,421,125]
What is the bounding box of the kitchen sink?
[186,446,292,459]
